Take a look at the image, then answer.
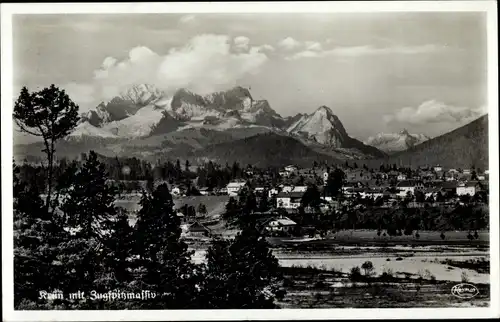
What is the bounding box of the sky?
[13,12,488,141]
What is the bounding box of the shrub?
[315,281,326,289]
[461,271,470,283]
[283,278,294,288]
[349,266,362,281]
[361,261,375,277]
[380,268,394,282]
[275,289,286,300]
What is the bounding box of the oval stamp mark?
[451,283,479,299]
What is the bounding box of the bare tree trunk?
[42,139,53,214]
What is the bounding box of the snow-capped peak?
[119,83,163,106]
[365,131,430,153]
[399,128,410,135]
[287,105,349,147]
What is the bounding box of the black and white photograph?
[1,1,499,320]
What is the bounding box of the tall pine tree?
[200,227,283,309]
[133,183,200,308]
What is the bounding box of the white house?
[477,175,486,181]
[199,187,210,196]
[284,165,298,173]
[434,165,443,172]
[276,192,304,209]
[292,186,308,192]
[262,216,297,234]
[226,182,246,196]
[397,174,407,181]
[281,185,294,193]
[424,187,441,199]
[456,181,482,196]
[254,187,265,194]
[360,189,384,199]
[463,169,471,175]
[279,171,289,177]
[268,188,279,198]
[396,180,425,197]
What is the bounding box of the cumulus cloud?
[286,44,445,60]
[61,82,97,113]
[305,41,322,51]
[278,37,302,50]
[233,36,250,51]
[383,100,485,126]
[102,57,117,69]
[87,34,268,99]
[257,44,275,52]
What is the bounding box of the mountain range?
[383,114,489,169]
[364,130,430,153]
[14,84,488,169]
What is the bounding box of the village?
[150,163,490,239]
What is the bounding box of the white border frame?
[1,1,498,321]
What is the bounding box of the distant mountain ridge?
[382,115,488,169]
[16,84,390,164]
[365,130,430,153]
[287,106,386,158]
[196,132,341,168]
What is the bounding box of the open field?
[276,253,489,284]
[116,193,490,307]
[192,244,489,283]
[276,266,490,308]
[268,230,489,247]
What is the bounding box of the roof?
[363,188,384,193]
[265,216,297,226]
[436,181,458,189]
[227,182,246,188]
[276,191,305,198]
[188,222,211,233]
[424,187,440,194]
[397,180,424,187]
[458,181,482,187]
[273,218,297,226]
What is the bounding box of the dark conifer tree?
[56,151,119,306]
[133,184,199,308]
[200,227,283,309]
[13,164,65,308]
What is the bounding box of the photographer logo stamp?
[451,283,479,299]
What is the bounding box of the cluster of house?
[182,214,299,238]
[165,165,489,206]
